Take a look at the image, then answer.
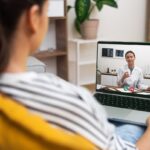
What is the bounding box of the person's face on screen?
[125,52,135,66]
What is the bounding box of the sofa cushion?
[0,94,97,150]
[27,56,46,73]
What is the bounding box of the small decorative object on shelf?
[68,0,118,39]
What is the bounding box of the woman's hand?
[121,72,130,82]
[136,116,150,150]
[146,116,150,127]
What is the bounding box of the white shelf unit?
[69,38,97,85]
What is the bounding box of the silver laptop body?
[94,41,150,125]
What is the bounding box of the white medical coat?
[117,65,148,90]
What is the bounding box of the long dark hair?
[0,0,45,72]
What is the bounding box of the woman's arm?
[117,68,129,87]
[136,117,150,150]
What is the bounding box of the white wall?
[99,0,147,41]
[97,44,150,76]
[67,0,147,41]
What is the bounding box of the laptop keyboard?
[94,92,150,112]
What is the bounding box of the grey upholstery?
[27,56,46,73]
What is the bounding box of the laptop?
[94,41,150,126]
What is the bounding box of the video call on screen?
[96,42,150,94]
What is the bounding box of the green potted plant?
[68,0,118,39]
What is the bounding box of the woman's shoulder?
[0,72,91,96]
[32,73,94,100]
[38,73,98,105]
[0,72,96,110]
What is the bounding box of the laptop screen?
[96,41,150,96]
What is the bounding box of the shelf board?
[79,80,96,86]
[69,38,98,44]
[50,16,66,20]
[79,60,96,66]
[33,50,67,59]
[101,72,117,76]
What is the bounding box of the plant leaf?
[75,0,91,23]
[101,0,118,8]
[96,0,118,11]
[96,1,103,11]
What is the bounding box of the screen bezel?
[96,41,150,96]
